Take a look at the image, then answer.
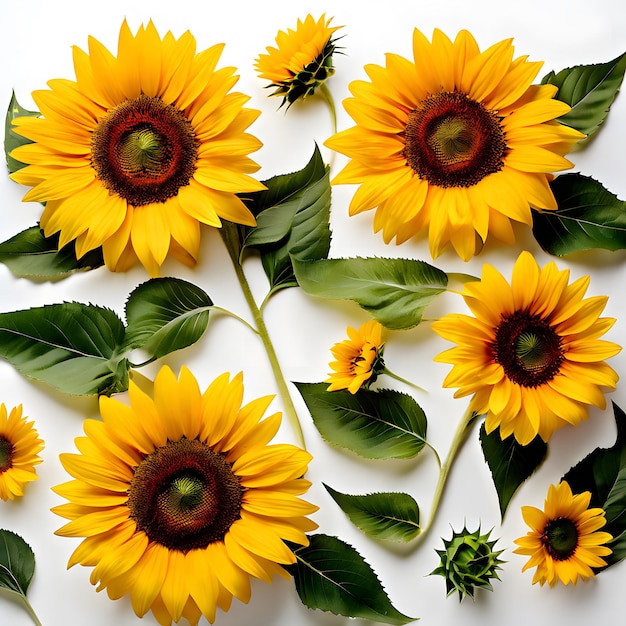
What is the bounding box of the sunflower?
[0,403,44,501]
[52,366,318,626]
[325,28,584,260]
[326,319,385,393]
[255,14,342,108]
[513,481,612,586]
[10,19,265,276]
[432,251,620,445]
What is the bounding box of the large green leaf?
[0,225,104,278]
[532,174,626,255]
[242,145,331,293]
[4,92,38,174]
[124,278,212,359]
[324,485,421,542]
[295,383,427,459]
[542,52,626,138]
[293,257,448,330]
[562,403,626,568]
[0,530,34,596]
[0,303,129,395]
[479,424,548,518]
[287,533,417,625]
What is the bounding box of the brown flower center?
[127,438,243,551]
[91,95,198,206]
[0,436,14,472]
[402,91,507,187]
[491,310,564,387]
[542,517,578,560]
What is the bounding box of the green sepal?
[541,51,626,138]
[0,225,104,278]
[293,257,448,330]
[124,278,212,358]
[562,402,626,569]
[532,174,626,255]
[4,92,38,174]
[241,145,331,295]
[479,423,548,518]
[294,383,427,460]
[324,484,421,542]
[286,533,417,625]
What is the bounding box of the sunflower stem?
[382,366,427,393]
[415,406,478,546]
[319,82,337,169]
[220,222,306,450]
[209,305,260,335]
[17,594,42,626]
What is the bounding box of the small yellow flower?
[433,251,620,445]
[0,403,44,501]
[326,320,385,394]
[255,14,342,108]
[514,481,612,586]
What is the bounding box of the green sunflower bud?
[430,525,505,601]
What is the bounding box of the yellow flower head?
[326,320,385,394]
[255,14,342,107]
[10,19,265,277]
[0,403,44,501]
[325,28,584,260]
[513,481,612,586]
[433,251,620,445]
[52,366,318,626]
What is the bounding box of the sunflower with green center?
[326,319,385,393]
[325,28,584,260]
[10,19,265,276]
[0,403,44,501]
[513,481,612,586]
[52,366,318,626]
[432,251,620,445]
[255,14,342,108]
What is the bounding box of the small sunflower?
[0,403,44,501]
[52,366,318,626]
[326,320,385,393]
[513,481,612,586]
[325,28,584,260]
[255,14,342,108]
[432,251,620,445]
[10,19,265,276]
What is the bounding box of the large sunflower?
[0,403,44,501]
[10,19,265,276]
[52,366,318,626]
[325,28,584,260]
[432,251,620,445]
[513,481,612,586]
[255,14,342,107]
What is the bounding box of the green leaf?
[0,530,35,596]
[532,174,626,255]
[0,303,129,396]
[287,533,417,625]
[242,144,331,293]
[4,92,38,174]
[0,225,104,278]
[124,278,212,359]
[542,52,626,138]
[293,257,448,330]
[324,485,421,542]
[479,423,548,518]
[562,402,626,568]
[294,383,427,459]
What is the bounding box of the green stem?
[383,367,427,393]
[220,222,306,449]
[319,82,337,170]
[415,406,478,546]
[209,305,260,336]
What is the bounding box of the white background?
[1,1,625,625]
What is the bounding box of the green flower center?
[402,91,507,188]
[491,310,564,387]
[542,517,579,560]
[127,438,244,552]
[0,437,14,472]
[91,95,198,207]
